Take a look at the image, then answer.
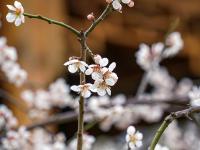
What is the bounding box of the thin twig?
[136,72,149,98]
[149,106,200,150]
[24,13,80,36]
[85,4,113,37]
[85,44,95,61]
[77,31,87,150]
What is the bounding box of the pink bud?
[106,0,113,4]
[87,13,95,21]
[128,1,134,7]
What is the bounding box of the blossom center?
[15,8,21,16]
[129,135,137,143]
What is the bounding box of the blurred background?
[0,0,200,149]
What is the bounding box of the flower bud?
[128,1,134,7]
[106,0,113,4]
[87,13,95,21]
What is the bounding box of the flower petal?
[20,15,25,23]
[6,13,16,23]
[14,17,22,26]
[106,88,111,95]
[97,88,106,96]
[108,62,116,71]
[99,58,108,67]
[82,90,91,98]
[68,64,78,73]
[135,132,143,140]
[105,78,116,86]
[6,5,16,11]
[14,1,23,9]
[135,141,142,148]
[122,0,131,4]
[129,142,136,149]
[85,68,93,75]
[70,85,80,92]
[112,0,122,10]
[127,126,136,135]
[79,64,86,73]
[92,72,103,81]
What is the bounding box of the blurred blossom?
[147,67,176,91]
[135,32,183,71]
[163,32,184,58]
[135,43,164,70]
[0,37,27,86]
[2,127,30,150]
[163,121,187,150]
[68,134,95,150]
[21,78,74,119]
[175,78,193,97]
[0,105,18,130]
[189,86,200,106]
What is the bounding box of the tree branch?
[27,111,77,130]
[25,96,189,131]
[85,4,113,37]
[77,31,87,150]
[24,13,80,36]
[0,89,27,113]
[149,106,200,150]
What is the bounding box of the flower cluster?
[125,126,143,149]
[189,86,200,106]
[106,0,134,12]
[0,37,27,86]
[136,32,183,71]
[6,1,25,26]
[0,105,18,131]
[86,95,165,131]
[2,127,30,150]
[64,55,118,98]
[21,78,74,118]
[2,127,68,150]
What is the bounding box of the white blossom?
[6,1,25,26]
[64,58,88,73]
[163,32,183,58]
[71,83,93,98]
[0,37,27,86]
[91,79,112,96]
[189,86,200,106]
[85,54,109,80]
[147,67,176,91]
[2,62,27,87]
[0,105,18,130]
[111,0,134,12]
[2,127,30,150]
[136,43,164,70]
[126,126,143,149]
[49,78,73,107]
